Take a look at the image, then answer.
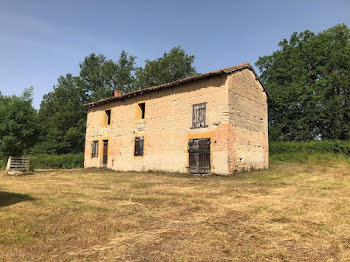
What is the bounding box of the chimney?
[114,90,123,98]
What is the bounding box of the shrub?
[28,153,84,170]
[269,140,350,163]
[270,140,350,155]
[0,158,6,170]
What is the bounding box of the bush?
[270,140,350,155]
[0,158,6,170]
[28,153,84,170]
[269,140,350,163]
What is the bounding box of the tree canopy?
[0,87,38,159]
[134,46,197,89]
[34,74,86,154]
[78,51,136,102]
[256,24,350,141]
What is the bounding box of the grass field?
[1,159,350,261]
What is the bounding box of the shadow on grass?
[0,191,35,208]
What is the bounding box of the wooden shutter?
[192,103,206,128]
[134,137,144,156]
[91,141,98,157]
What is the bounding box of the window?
[192,103,206,128]
[91,141,99,157]
[134,136,144,156]
[105,109,111,125]
[138,103,145,119]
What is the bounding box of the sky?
[0,0,350,109]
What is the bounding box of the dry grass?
[1,160,350,261]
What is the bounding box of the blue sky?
[1,0,350,109]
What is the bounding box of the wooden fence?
[6,157,30,171]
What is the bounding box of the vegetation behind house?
[256,24,350,142]
[270,140,350,163]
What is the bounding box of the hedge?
[0,159,6,169]
[269,140,350,155]
[28,153,84,170]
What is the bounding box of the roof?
[84,62,267,108]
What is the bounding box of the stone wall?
[227,69,269,172]
[84,74,231,174]
[84,68,268,174]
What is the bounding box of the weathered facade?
[84,62,268,175]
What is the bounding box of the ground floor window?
[134,136,144,156]
[188,138,211,173]
[91,141,99,157]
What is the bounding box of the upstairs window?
[91,141,99,157]
[134,136,144,156]
[105,109,111,125]
[192,103,207,128]
[137,102,146,119]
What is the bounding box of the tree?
[114,50,137,93]
[0,87,38,159]
[35,74,86,154]
[135,46,197,89]
[256,24,350,141]
[78,51,136,102]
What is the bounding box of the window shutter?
[134,137,144,156]
[134,137,139,156]
[140,136,144,156]
[192,103,206,128]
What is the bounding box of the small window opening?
[138,103,145,119]
[134,136,144,156]
[105,109,111,125]
[91,141,99,157]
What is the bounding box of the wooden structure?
[6,157,30,172]
[188,138,211,174]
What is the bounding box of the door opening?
[102,140,108,168]
[188,138,211,174]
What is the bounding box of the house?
[84,62,268,175]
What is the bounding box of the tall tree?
[135,46,197,89]
[78,51,136,101]
[0,87,38,159]
[114,50,136,93]
[35,74,86,154]
[256,24,350,141]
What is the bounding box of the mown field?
[1,159,350,261]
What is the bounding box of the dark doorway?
[188,138,211,174]
[103,140,108,168]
